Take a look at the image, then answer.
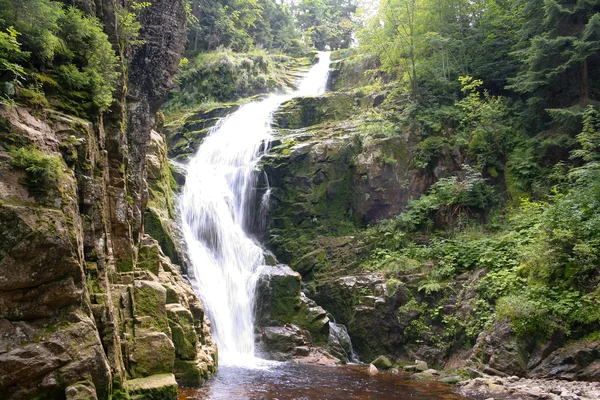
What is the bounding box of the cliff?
[0,1,217,399]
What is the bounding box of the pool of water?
[178,362,468,400]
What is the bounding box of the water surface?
[179,363,467,400]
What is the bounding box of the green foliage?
[391,164,499,232]
[0,0,119,117]
[164,50,297,113]
[507,0,600,114]
[295,0,357,50]
[456,76,523,173]
[0,27,29,104]
[9,147,62,196]
[496,293,551,337]
[185,0,304,55]
[54,6,120,114]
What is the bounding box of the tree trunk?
[582,58,590,104]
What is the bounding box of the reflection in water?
[179,363,467,400]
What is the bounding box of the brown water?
[178,363,468,400]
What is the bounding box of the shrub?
[9,147,62,195]
[496,293,551,337]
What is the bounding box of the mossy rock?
[129,331,175,378]
[166,304,198,360]
[255,265,302,325]
[143,211,182,268]
[136,241,161,275]
[174,359,205,387]
[372,355,393,370]
[132,280,169,334]
[127,374,177,400]
[272,93,356,130]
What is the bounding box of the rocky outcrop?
[261,93,459,275]
[164,103,242,162]
[125,0,187,242]
[144,131,185,269]
[0,104,216,400]
[1,1,216,398]
[254,264,342,364]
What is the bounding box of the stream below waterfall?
[178,363,467,400]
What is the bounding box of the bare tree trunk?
[582,58,590,104]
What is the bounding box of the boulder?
[129,330,175,378]
[127,373,178,400]
[368,364,379,375]
[371,356,393,370]
[470,318,531,376]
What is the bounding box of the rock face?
[0,106,216,400]
[254,264,341,364]
[261,93,457,276]
[0,1,217,398]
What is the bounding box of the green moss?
[174,360,205,387]
[127,374,177,400]
[137,242,161,275]
[166,305,198,360]
[143,211,181,267]
[116,257,134,273]
[133,282,169,334]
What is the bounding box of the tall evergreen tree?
[508,0,600,117]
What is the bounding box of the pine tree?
[508,0,600,114]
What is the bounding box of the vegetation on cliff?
[0,0,120,118]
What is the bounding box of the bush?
[496,294,551,337]
[0,0,119,117]
[9,147,62,195]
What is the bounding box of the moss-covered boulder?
[132,280,170,334]
[372,355,393,370]
[255,265,330,341]
[255,264,302,325]
[127,374,177,400]
[166,304,199,360]
[129,330,176,378]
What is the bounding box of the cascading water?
[180,52,331,365]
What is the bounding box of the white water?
[180,52,331,365]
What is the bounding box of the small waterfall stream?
[180,52,331,365]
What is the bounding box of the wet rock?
[415,360,428,372]
[441,376,463,384]
[372,356,393,370]
[127,373,178,400]
[471,318,531,376]
[260,325,309,361]
[328,322,355,363]
[368,364,379,375]
[255,264,330,344]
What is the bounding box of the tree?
[295,0,357,50]
[508,0,600,116]
[0,0,120,116]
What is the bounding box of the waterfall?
[180,52,331,365]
